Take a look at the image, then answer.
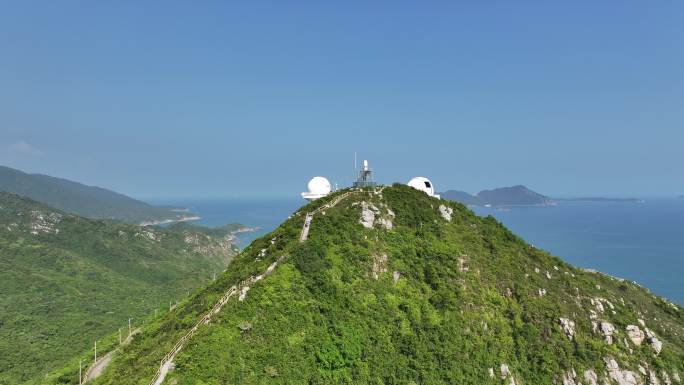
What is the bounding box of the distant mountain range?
[0,165,196,224]
[440,185,554,207]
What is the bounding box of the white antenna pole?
[119,328,122,344]
[128,317,132,337]
[94,341,97,363]
[79,360,82,385]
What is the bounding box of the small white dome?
[407,177,439,198]
[307,177,331,195]
[301,176,331,201]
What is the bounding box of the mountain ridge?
[0,192,241,384]
[50,184,684,385]
[0,165,195,224]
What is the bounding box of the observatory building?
[353,160,377,188]
[408,177,440,199]
[301,176,332,201]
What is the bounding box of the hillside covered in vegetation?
[0,165,195,224]
[0,193,241,384]
[53,185,683,385]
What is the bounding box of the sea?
[149,197,684,305]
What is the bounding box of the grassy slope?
[62,185,684,385]
[0,193,239,385]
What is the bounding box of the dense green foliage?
[0,165,191,223]
[55,186,684,384]
[0,193,240,384]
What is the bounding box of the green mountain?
[0,166,194,224]
[441,185,553,207]
[0,193,240,385]
[53,185,683,385]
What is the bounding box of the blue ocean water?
[150,197,684,305]
[149,197,304,248]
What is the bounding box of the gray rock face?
[360,202,376,229]
[500,363,510,379]
[627,325,645,346]
[600,321,616,344]
[562,369,579,385]
[645,328,663,355]
[604,357,641,385]
[359,201,394,230]
[584,369,599,385]
[560,318,576,340]
[438,204,453,221]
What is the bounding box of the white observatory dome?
[407,177,440,199]
[301,176,332,201]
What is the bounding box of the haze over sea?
[151,197,684,305]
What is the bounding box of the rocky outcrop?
[584,369,599,385]
[560,318,576,340]
[360,202,376,229]
[500,363,510,378]
[645,328,663,355]
[135,229,160,242]
[600,321,616,344]
[605,357,641,385]
[359,202,394,230]
[438,204,453,222]
[500,363,516,385]
[562,369,579,385]
[627,325,646,346]
[29,210,62,235]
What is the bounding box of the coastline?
[139,215,202,227]
[227,226,260,243]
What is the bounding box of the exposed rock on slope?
[59,185,684,385]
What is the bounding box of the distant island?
[440,185,641,207]
[440,185,554,207]
[0,165,198,224]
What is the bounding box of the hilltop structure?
[301,176,332,201]
[81,184,684,385]
[353,160,377,188]
[408,176,440,198]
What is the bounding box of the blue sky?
[1,2,682,198]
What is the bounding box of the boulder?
[626,325,645,346]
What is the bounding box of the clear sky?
[1,2,682,198]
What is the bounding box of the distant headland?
[439,185,642,207]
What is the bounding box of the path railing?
[149,189,364,384]
[149,256,284,385]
